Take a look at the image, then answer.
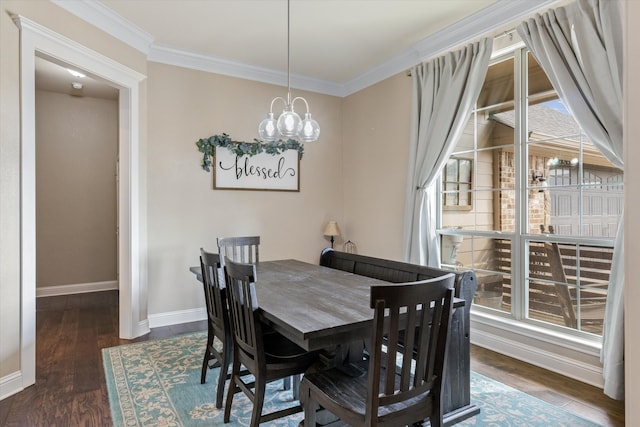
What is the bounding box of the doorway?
[16,15,148,389]
[35,57,119,297]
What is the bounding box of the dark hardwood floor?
[0,291,624,426]
[471,346,624,426]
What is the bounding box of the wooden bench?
[319,248,479,424]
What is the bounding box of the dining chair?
[217,236,260,267]
[300,274,456,427]
[217,235,294,393]
[198,248,233,409]
[223,257,319,427]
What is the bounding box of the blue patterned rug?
[102,332,601,426]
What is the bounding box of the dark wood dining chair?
[223,257,319,427]
[216,235,295,392]
[199,248,232,409]
[300,274,456,427]
[217,236,260,267]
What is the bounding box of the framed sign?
[213,147,300,191]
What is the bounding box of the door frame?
[14,15,148,388]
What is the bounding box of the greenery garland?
[195,133,304,172]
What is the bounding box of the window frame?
[437,45,618,344]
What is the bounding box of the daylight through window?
[438,43,621,338]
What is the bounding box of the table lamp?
[323,221,341,248]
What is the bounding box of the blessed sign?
[213,147,300,191]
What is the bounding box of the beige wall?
[35,90,118,287]
[145,61,343,314]
[342,73,412,261]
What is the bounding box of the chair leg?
[292,374,301,400]
[201,329,215,384]
[224,358,240,423]
[303,395,319,427]
[200,349,210,384]
[428,407,443,427]
[250,376,267,427]
[215,354,230,409]
[283,376,291,390]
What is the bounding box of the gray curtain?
[403,39,492,266]
[518,0,624,399]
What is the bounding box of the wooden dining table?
[190,258,477,425]
[255,259,388,352]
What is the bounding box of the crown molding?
[341,0,559,96]
[148,44,345,97]
[50,0,154,54]
[411,0,559,60]
[51,0,559,98]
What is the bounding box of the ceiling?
[38,0,558,99]
[99,0,497,83]
[35,57,120,100]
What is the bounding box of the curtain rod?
[406,26,517,77]
[495,28,517,40]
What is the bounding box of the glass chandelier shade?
[300,112,320,142]
[258,112,278,142]
[276,105,302,137]
[258,0,320,142]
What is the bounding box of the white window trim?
[439,44,616,387]
[471,310,604,387]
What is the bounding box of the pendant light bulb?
[258,112,278,142]
[299,113,320,142]
[276,106,302,137]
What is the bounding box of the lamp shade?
[323,221,341,237]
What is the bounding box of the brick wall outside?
[497,150,549,232]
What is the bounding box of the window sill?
[470,308,604,388]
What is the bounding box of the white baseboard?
[148,307,206,329]
[36,280,118,297]
[0,371,24,401]
[135,318,151,338]
[471,313,604,388]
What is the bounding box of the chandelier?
[258,0,320,142]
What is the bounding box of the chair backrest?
[223,257,265,365]
[200,249,230,336]
[544,242,578,328]
[217,236,260,268]
[366,273,455,425]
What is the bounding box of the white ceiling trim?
[51,0,154,54]
[50,0,559,98]
[411,0,558,60]
[148,43,345,97]
[342,0,559,96]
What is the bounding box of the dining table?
[190,258,477,425]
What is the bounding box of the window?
[439,42,622,338]
[443,158,473,209]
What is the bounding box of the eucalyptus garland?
[195,133,304,172]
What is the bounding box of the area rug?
[103,332,601,427]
